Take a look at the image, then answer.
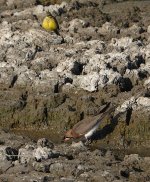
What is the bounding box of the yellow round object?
[42,16,59,32]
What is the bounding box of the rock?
[18,145,35,164]
[114,77,133,92]
[32,5,44,15]
[76,164,91,176]
[120,168,130,178]
[147,25,150,33]
[49,163,64,176]
[73,72,100,92]
[33,147,56,161]
[123,154,141,165]
[136,97,150,108]
[117,95,150,113]
[15,67,37,87]
[110,37,133,49]
[49,162,75,177]
[42,176,55,182]
[144,77,150,88]
[116,96,136,113]
[98,22,119,35]
[0,146,18,161]
[33,161,50,173]
[68,18,86,33]
[62,83,75,92]
[45,2,68,16]
[126,24,145,35]
[37,138,54,149]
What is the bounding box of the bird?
[42,11,60,35]
[64,104,115,142]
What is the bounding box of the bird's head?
[63,129,74,142]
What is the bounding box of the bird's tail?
[54,29,60,35]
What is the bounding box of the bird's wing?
[96,102,111,115]
[73,106,115,135]
[55,18,59,30]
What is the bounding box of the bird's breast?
[42,17,57,31]
[84,122,100,139]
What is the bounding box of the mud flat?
[0,129,150,182]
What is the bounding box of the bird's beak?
[62,136,72,142]
[61,136,70,142]
[64,137,71,142]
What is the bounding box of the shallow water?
[11,129,150,157]
[91,145,150,158]
[11,128,63,143]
